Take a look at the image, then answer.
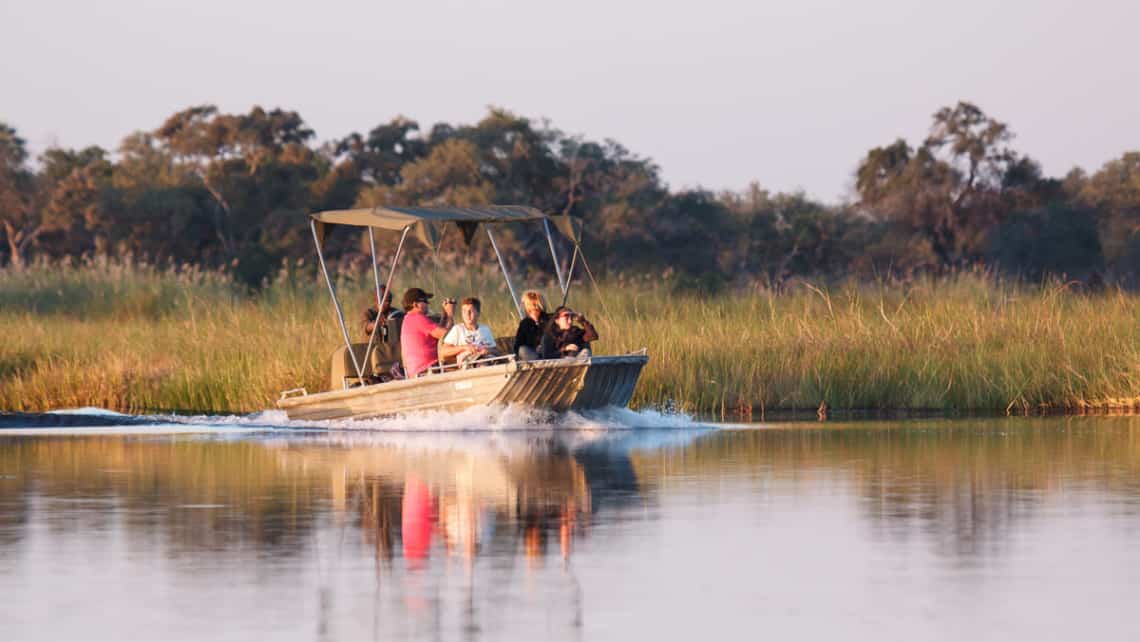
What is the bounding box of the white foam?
[46,407,131,417]
[151,404,706,432]
[0,424,269,436]
[4,404,711,436]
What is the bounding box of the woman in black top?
[540,306,598,359]
[513,290,549,361]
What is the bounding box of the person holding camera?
[540,306,598,359]
[400,287,455,377]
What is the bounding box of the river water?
[1,411,1139,641]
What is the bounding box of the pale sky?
[2,0,1137,202]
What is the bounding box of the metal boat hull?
[277,354,649,422]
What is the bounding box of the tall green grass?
[1,260,1138,415]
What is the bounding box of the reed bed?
[1,261,1138,416]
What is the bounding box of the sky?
[2,0,1137,203]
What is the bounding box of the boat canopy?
[311,205,582,248]
[307,203,590,382]
[312,205,546,229]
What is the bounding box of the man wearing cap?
[400,287,455,377]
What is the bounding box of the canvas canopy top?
[307,204,592,382]
[311,205,582,248]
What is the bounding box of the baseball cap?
[403,287,434,310]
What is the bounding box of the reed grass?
[1,260,1138,416]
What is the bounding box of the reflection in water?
[1,417,1140,641]
[631,418,1140,562]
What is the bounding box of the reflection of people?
[524,522,546,565]
[399,288,454,377]
[360,478,397,562]
[439,468,495,561]
[560,498,577,562]
[440,297,499,366]
[540,306,598,359]
[402,474,434,563]
[513,290,549,361]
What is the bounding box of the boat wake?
[1,404,709,436]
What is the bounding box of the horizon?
[3,0,1138,203]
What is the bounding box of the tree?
[855,102,1038,269]
[356,138,493,209]
[550,136,666,272]
[453,108,561,209]
[855,139,957,268]
[38,146,117,256]
[335,116,427,187]
[987,204,1103,280]
[155,105,317,261]
[0,122,41,268]
[1079,151,1140,278]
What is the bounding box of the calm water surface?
[2,415,1140,641]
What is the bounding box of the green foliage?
[0,102,1136,287]
[856,102,1037,268]
[0,122,39,268]
[1078,152,1140,283]
[988,205,1103,280]
[356,139,494,209]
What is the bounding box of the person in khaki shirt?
[362,285,402,342]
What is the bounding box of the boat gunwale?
[277,353,649,409]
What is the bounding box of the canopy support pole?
[430,226,446,302]
[486,226,523,318]
[367,225,409,381]
[361,227,384,376]
[577,245,612,319]
[311,219,364,384]
[543,218,566,295]
[561,244,580,307]
[383,226,410,312]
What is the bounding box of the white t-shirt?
[442,323,496,349]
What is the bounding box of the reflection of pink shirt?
[401,311,440,376]
[402,475,433,562]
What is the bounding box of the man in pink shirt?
[399,287,455,377]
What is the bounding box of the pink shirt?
[401,311,441,376]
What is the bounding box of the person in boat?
[400,287,455,377]
[362,285,403,342]
[540,306,598,359]
[440,297,500,367]
[513,290,550,361]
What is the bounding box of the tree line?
[1,102,1137,288]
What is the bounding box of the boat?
[277,205,649,421]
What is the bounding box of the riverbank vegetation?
[3,100,1139,416]
[1,261,1136,416]
[2,101,1139,290]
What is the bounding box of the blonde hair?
[521,290,547,314]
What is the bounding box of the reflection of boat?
[272,433,615,563]
[276,206,648,421]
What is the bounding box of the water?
[2,412,1139,641]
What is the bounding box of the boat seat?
[385,314,403,347]
[329,342,402,390]
[495,336,515,355]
